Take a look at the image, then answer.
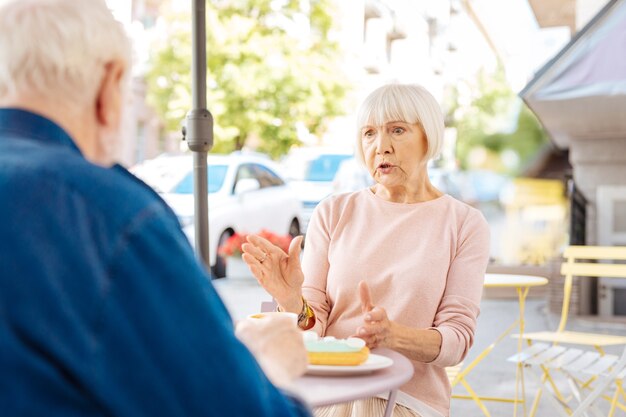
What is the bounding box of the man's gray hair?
[0,0,131,113]
[355,83,445,163]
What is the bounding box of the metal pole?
[191,0,207,111]
[192,151,210,267]
[185,0,213,270]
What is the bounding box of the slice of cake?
[302,331,370,366]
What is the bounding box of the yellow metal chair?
[569,346,626,417]
[509,342,626,416]
[517,245,626,416]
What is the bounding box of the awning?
[520,0,626,149]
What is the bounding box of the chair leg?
[460,379,492,417]
[519,362,528,417]
[544,369,569,404]
[600,394,626,412]
[577,377,626,412]
[564,372,606,417]
[540,387,573,417]
[571,376,621,417]
[527,366,573,417]
[529,386,543,417]
[567,375,583,404]
[608,381,623,417]
[579,375,598,391]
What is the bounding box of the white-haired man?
[0,1,310,416]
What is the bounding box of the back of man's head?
[0,0,131,115]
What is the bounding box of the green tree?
[446,67,549,174]
[146,0,350,158]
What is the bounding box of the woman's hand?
[241,234,305,313]
[355,281,396,349]
[355,281,443,362]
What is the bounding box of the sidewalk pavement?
[213,278,626,417]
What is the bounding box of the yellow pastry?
[307,346,370,366]
[302,331,370,366]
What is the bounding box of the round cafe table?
[483,273,549,290]
[293,348,413,417]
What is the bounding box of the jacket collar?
[0,108,82,155]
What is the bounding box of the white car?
[129,153,191,193]
[136,152,303,278]
[281,148,353,232]
[332,157,375,195]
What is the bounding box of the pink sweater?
[301,189,490,416]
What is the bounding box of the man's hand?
[235,313,308,388]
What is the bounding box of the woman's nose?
[375,132,392,154]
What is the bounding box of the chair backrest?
[557,245,626,332]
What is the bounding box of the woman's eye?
[392,127,405,135]
[363,130,375,138]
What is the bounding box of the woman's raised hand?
[241,234,305,313]
[355,281,395,349]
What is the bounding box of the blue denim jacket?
[0,109,310,417]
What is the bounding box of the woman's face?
[360,120,428,189]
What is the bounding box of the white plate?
[306,353,393,376]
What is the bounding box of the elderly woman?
[242,83,490,417]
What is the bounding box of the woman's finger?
[361,322,386,335]
[242,253,273,280]
[359,281,374,314]
[287,235,304,267]
[241,242,270,263]
[247,234,284,255]
[355,327,374,340]
[365,306,386,322]
[357,325,380,337]
[360,334,377,348]
[242,252,260,267]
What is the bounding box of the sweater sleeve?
[96,204,311,417]
[301,202,333,336]
[429,208,491,367]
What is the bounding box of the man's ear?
[95,59,126,128]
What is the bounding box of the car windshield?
[305,154,352,182]
[172,165,228,194]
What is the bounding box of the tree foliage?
[146,0,350,158]
[445,66,549,174]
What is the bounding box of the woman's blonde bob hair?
[355,83,444,163]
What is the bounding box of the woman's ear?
[95,59,126,129]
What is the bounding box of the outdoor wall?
[576,0,611,29]
[569,137,626,245]
[568,137,626,315]
[117,77,167,168]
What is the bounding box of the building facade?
[522,0,626,316]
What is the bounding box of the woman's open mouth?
[377,162,395,174]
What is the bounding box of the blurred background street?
[121,0,590,277]
[102,0,626,413]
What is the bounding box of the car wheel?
[212,230,232,279]
[288,218,300,237]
